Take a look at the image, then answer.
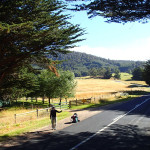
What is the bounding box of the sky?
[65,3,150,61]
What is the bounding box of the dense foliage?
[143,60,150,86]
[0,68,76,103]
[0,0,84,93]
[0,0,84,101]
[49,51,144,77]
[132,67,144,81]
[71,0,150,23]
[114,69,121,79]
[104,67,112,79]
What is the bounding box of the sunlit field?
[0,73,149,139]
[75,74,148,99]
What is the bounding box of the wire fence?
[0,90,144,127]
[13,102,69,124]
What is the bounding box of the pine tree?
[72,0,150,23]
[0,0,84,100]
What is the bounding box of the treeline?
[132,60,150,86]
[0,67,76,105]
[49,51,144,77]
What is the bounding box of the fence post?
[76,99,77,106]
[69,101,71,108]
[14,114,16,124]
[36,109,38,119]
[32,104,33,110]
[60,103,61,110]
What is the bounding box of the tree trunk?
[42,97,44,104]
[60,97,62,104]
[65,98,67,103]
[48,97,51,106]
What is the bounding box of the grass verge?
[0,92,148,142]
[0,111,70,142]
[70,95,139,110]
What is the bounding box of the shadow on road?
[1,95,150,150]
[1,124,150,150]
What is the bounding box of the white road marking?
[70,97,150,150]
[113,115,124,121]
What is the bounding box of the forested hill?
[49,51,144,76]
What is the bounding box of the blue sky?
[66,6,150,61]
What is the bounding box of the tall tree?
[54,71,77,103]
[143,60,150,86]
[114,69,121,79]
[132,67,144,81]
[0,66,39,101]
[38,70,57,104]
[104,67,112,79]
[71,0,150,23]
[0,0,84,93]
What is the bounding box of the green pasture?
[120,72,132,81]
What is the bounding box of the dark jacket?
[50,109,62,118]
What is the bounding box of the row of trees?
[76,60,150,84]
[80,67,121,79]
[0,67,76,104]
[50,51,144,76]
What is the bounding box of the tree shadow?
[125,90,150,95]
[1,95,150,150]
[128,83,149,88]
[1,124,150,150]
[79,124,150,150]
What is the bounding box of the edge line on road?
[70,97,150,150]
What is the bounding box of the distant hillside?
[48,51,145,77]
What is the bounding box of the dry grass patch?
[75,78,147,98]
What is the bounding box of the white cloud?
[70,38,150,61]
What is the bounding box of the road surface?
[3,95,150,150]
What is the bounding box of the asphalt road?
[4,95,150,150]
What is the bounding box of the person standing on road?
[50,106,62,130]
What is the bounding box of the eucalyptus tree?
[54,71,77,103]
[37,70,76,104]
[38,70,58,105]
